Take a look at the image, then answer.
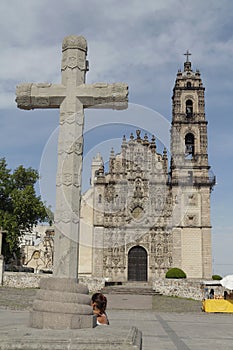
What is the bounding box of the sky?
[0,0,233,277]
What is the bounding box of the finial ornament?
[184,50,191,62]
[136,129,141,139]
[62,35,87,52]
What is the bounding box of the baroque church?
[79,54,216,282]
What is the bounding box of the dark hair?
[91,293,107,314]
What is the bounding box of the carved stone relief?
[185,193,198,206]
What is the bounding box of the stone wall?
[2,272,105,293]
[3,272,50,288]
[79,276,106,293]
[3,272,226,301]
[153,278,225,300]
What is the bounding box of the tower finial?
[184,50,191,62]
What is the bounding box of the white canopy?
[220,275,233,290]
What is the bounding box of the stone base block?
[30,277,96,329]
[0,324,142,350]
[30,311,96,329]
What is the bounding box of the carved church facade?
[79,56,215,281]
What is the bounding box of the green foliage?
[212,274,222,280]
[165,267,187,279]
[0,158,51,263]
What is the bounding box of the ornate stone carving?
[16,83,33,110]
[34,97,50,107]
[70,141,83,155]
[60,112,83,125]
[62,35,87,52]
[184,214,197,226]
[105,184,115,202]
[185,193,198,206]
[90,52,214,282]
[62,52,87,71]
[78,83,128,108]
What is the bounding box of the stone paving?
[1,288,233,349]
[109,309,233,350]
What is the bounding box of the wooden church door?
[128,246,147,281]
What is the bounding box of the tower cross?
[16,36,128,280]
[184,50,192,62]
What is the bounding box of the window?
[186,99,193,118]
[98,194,102,203]
[187,82,191,88]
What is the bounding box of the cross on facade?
[16,36,128,280]
[184,50,192,62]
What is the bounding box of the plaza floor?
[0,292,233,349]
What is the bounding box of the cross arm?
[77,82,128,110]
[16,83,66,110]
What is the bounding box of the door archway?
[128,246,147,281]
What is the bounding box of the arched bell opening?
[185,133,195,159]
[186,99,193,118]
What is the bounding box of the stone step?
[101,283,161,296]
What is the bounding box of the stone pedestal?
[30,277,96,329]
[0,325,142,350]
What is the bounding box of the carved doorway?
[128,246,147,281]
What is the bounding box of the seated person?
[91,292,109,325]
[209,289,214,299]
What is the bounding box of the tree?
[0,158,51,264]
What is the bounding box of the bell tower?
[170,51,215,278]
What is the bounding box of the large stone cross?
[16,36,128,329]
[16,36,128,280]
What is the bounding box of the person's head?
[91,293,107,315]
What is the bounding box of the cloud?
[1,0,233,113]
[0,0,233,276]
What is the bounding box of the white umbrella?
[220,275,233,290]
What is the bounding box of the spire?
[98,164,104,175]
[130,132,134,141]
[163,147,167,159]
[109,147,115,176]
[184,50,191,62]
[143,133,149,146]
[183,50,192,72]
[150,135,156,153]
[136,129,142,142]
[122,134,127,148]
[110,147,115,158]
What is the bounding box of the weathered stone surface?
[16,34,128,280]
[153,278,225,300]
[0,323,142,349]
[79,54,215,283]
[3,271,49,288]
[15,35,128,329]
[30,277,95,329]
[2,272,106,293]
